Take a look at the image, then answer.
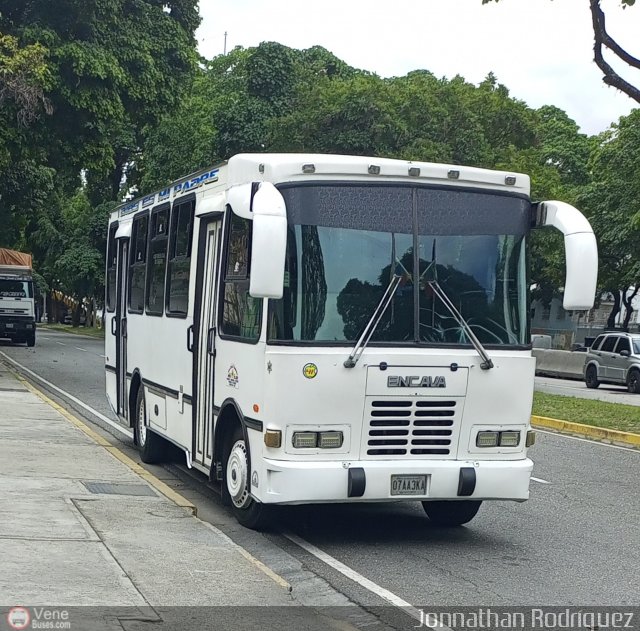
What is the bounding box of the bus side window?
[106,224,118,312]
[167,199,195,317]
[146,206,169,316]
[221,213,262,341]
[128,212,149,313]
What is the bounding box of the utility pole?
[224,31,228,55]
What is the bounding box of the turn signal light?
[264,429,282,448]
[526,430,536,447]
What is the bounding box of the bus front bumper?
[256,457,533,505]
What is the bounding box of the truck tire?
[422,500,482,526]
[134,386,166,464]
[223,426,273,530]
[26,332,35,347]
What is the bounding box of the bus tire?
[26,332,36,347]
[223,426,272,530]
[422,500,482,526]
[134,386,166,464]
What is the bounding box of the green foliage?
[580,110,640,295]
[0,0,200,302]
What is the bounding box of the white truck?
[0,248,36,347]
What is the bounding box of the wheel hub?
[226,440,250,508]
[137,397,147,447]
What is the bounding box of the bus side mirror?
[249,182,287,299]
[536,200,598,311]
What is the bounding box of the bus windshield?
[268,184,530,347]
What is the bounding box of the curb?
[2,361,294,593]
[7,365,198,515]
[532,415,640,448]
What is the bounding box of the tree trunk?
[606,290,621,329]
[622,285,639,331]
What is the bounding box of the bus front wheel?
[134,387,166,464]
[422,500,482,526]
[223,426,273,530]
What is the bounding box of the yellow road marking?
[15,372,197,514]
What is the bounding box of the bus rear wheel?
[223,426,272,530]
[134,386,166,464]
[422,500,482,526]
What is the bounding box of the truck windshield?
[268,184,530,347]
[0,279,33,298]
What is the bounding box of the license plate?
[6,323,13,329]
[390,474,428,496]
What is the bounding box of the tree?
[0,0,200,200]
[483,0,640,104]
[580,109,640,328]
[0,0,200,311]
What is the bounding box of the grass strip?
[532,391,640,434]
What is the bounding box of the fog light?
[318,431,343,449]
[264,429,282,448]
[526,430,536,447]
[292,432,317,448]
[499,431,520,447]
[476,431,499,447]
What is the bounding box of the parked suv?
[583,332,640,393]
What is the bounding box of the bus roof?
[113,153,530,219]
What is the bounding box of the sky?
[196,0,639,136]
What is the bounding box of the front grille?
[364,398,461,458]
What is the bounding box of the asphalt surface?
[535,375,640,406]
[1,329,639,612]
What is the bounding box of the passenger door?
[610,337,632,383]
[598,335,618,379]
[193,219,221,468]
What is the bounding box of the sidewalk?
[0,361,304,629]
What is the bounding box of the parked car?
[583,332,640,393]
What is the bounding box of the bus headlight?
[291,431,344,449]
[476,431,499,447]
[499,431,521,447]
[292,432,318,448]
[318,431,343,449]
[476,430,521,447]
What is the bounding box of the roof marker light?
[259,163,265,174]
[368,164,381,175]
[505,175,516,185]
[302,164,315,174]
[448,169,460,179]
[408,167,421,177]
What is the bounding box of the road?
[1,329,639,614]
[535,375,640,406]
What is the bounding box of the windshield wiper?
[426,279,494,370]
[344,273,403,368]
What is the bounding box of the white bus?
[105,154,598,529]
